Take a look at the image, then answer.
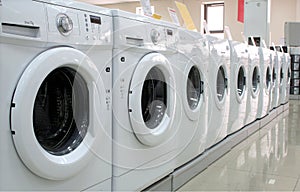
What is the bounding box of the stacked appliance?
[111,9,178,191]
[0,0,113,190]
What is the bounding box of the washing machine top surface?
[178,28,207,54]
[34,0,112,15]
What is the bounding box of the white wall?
[270,0,297,45]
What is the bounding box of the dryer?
[111,10,178,191]
[0,1,112,190]
[245,45,260,126]
[205,35,230,149]
[227,41,248,135]
[174,28,209,169]
[257,47,272,119]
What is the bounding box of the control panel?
[46,4,112,46]
[146,24,177,51]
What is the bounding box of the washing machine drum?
[141,67,167,129]
[11,47,105,180]
[33,67,88,156]
[216,66,227,101]
[266,67,271,89]
[252,66,260,93]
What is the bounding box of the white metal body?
[228,41,248,135]
[174,29,209,169]
[111,10,178,191]
[205,35,230,149]
[284,52,291,104]
[0,1,112,190]
[257,47,272,119]
[279,51,291,105]
[271,50,281,110]
[245,45,261,125]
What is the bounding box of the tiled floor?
[178,100,300,191]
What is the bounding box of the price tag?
[175,1,197,31]
[140,0,152,17]
[168,7,180,26]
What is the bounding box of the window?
[203,2,224,36]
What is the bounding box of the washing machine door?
[128,53,176,146]
[236,66,247,101]
[183,62,204,120]
[251,65,260,97]
[11,47,106,180]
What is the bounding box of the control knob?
[56,13,73,36]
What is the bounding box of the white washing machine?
[244,45,260,126]
[283,52,291,104]
[205,35,230,149]
[227,41,248,135]
[257,47,272,119]
[271,49,280,110]
[279,50,291,105]
[0,0,112,190]
[174,28,209,168]
[111,10,178,191]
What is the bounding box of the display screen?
[167,29,173,36]
[90,15,101,24]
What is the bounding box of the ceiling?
[76,0,140,5]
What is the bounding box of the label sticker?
[168,7,180,26]
[140,0,152,17]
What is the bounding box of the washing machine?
[244,44,260,126]
[283,52,291,104]
[174,28,209,169]
[271,49,281,110]
[227,41,248,135]
[205,35,230,149]
[0,0,112,190]
[257,47,272,119]
[111,10,178,191]
[279,50,291,105]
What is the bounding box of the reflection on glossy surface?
[178,100,300,191]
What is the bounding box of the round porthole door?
[266,66,271,91]
[280,67,284,85]
[128,53,176,146]
[183,63,204,121]
[272,67,277,86]
[11,47,105,180]
[236,66,246,101]
[215,65,228,108]
[251,66,260,97]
